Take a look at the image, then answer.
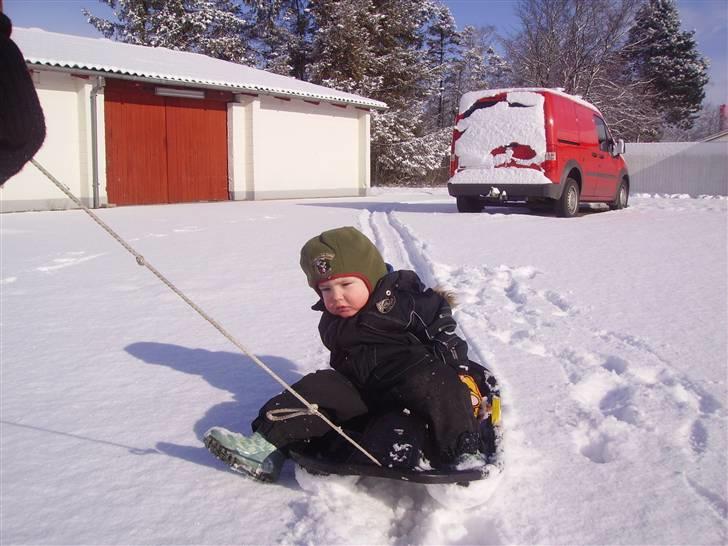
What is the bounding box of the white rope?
[30,159,382,467]
[266,406,320,421]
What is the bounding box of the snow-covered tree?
[504,0,640,95]
[306,0,451,185]
[371,106,452,185]
[307,0,380,94]
[623,0,709,130]
[423,4,460,129]
[502,0,675,140]
[84,0,256,64]
[368,0,457,184]
[248,0,315,80]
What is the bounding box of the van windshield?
[594,116,610,152]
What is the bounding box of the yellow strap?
[491,396,501,425]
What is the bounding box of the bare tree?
[505,0,638,93]
[503,0,661,140]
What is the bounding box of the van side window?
[594,116,610,152]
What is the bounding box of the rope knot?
[136,255,146,266]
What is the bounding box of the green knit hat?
[300,227,388,294]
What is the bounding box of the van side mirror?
[611,139,626,156]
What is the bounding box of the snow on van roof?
[459,87,600,115]
[13,27,388,110]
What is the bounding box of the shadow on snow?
[125,341,303,478]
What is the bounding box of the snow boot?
[203,427,285,482]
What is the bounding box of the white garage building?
[2,28,387,213]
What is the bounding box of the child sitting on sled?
[204,226,494,482]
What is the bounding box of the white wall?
[0,70,100,212]
[625,142,728,196]
[227,96,255,200]
[233,95,369,200]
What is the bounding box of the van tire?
[609,180,629,210]
[456,196,483,213]
[555,178,579,217]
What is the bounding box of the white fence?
[624,142,728,196]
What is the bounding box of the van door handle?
[592,152,598,157]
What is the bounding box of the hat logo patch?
[313,254,334,278]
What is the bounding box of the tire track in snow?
[361,209,725,525]
[360,210,417,274]
[360,210,496,368]
[292,210,724,540]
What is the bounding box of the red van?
[447,88,629,216]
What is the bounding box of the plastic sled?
[288,400,502,486]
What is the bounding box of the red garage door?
[105,80,230,205]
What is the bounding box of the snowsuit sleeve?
[408,286,471,374]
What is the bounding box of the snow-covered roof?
[13,27,387,110]
[459,87,600,115]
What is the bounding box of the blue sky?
[5,0,726,106]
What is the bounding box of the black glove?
[433,332,470,373]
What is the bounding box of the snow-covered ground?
[2,189,726,545]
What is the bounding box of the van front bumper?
[447,182,562,201]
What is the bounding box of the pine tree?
[307,0,451,185]
[423,4,459,129]
[307,0,380,94]
[249,0,315,80]
[368,0,454,184]
[624,0,709,129]
[84,0,256,64]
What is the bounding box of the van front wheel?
[609,180,629,210]
[456,196,484,213]
[555,178,579,218]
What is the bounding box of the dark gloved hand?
[1,12,11,39]
[0,11,47,186]
[433,332,470,373]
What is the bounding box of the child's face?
[319,276,370,318]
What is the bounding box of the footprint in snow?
[558,329,723,467]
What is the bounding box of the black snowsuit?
[253,270,479,462]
